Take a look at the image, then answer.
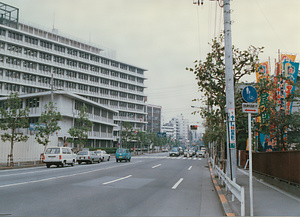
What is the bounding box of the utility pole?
[223,0,237,180]
[194,0,237,180]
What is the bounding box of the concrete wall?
[0,135,58,163]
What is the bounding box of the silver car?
[77,151,101,164]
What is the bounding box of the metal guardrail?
[212,158,245,216]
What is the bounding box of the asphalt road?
[0,153,224,216]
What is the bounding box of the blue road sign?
[242,86,257,103]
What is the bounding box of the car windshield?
[45,148,60,154]
[171,148,178,152]
[117,149,125,153]
[78,151,88,155]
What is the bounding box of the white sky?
[5,0,300,132]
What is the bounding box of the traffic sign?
[242,86,257,103]
[242,103,258,113]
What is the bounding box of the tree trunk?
[10,129,14,166]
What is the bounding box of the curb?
[208,161,236,216]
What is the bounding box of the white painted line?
[237,168,300,202]
[183,157,186,159]
[193,158,197,160]
[152,164,161,169]
[198,158,202,161]
[0,164,132,188]
[102,175,132,185]
[172,178,184,189]
[188,166,192,171]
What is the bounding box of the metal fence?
[252,150,300,185]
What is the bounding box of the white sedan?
[95,150,111,162]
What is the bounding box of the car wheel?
[128,158,131,162]
[78,161,82,165]
[116,159,118,162]
[98,159,101,163]
[61,161,66,167]
[108,157,110,161]
[46,163,50,168]
[71,161,75,166]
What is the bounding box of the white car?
[77,151,101,164]
[95,150,110,162]
[43,147,76,168]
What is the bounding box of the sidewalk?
[210,163,300,216]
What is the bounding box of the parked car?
[115,148,131,162]
[188,149,194,157]
[196,150,205,158]
[169,148,180,157]
[43,147,76,168]
[77,151,101,164]
[95,150,110,162]
[184,149,189,157]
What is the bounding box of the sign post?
[242,86,257,216]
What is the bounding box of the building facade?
[146,104,162,133]
[0,2,147,147]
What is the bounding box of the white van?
[43,147,76,168]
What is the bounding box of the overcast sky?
[5,0,300,132]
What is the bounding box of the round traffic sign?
[242,86,257,103]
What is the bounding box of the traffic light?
[190,125,197,130]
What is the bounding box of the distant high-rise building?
[146,104,162,133]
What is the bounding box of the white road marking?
[0,164,132,188]
[188,166,192,171]
[102,175,132,185]
[152,164,161,169]
[172,178,184,190]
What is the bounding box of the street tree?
[188,35,263,165]
[120,121,135,148]
[35,101,63,152]
[68,105,92,150]
[0,92,29,165]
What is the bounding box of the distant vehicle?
[116,148,131,162]
[95,150,110,162]
[200,146,207,152]
[43,147,76,168]
[162,148,169,152]
[169,148,180,157]
[184,149,189,157]
[196,150,205,158]
[188,149,194,157]
[178,147,184,155]
[77,151,101,164]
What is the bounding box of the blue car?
[116,148,131,162]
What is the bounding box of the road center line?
[188,166,192,171]
[103,175,132,185]
[172,178,184,190]
[152,164,161,169]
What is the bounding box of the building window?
[110,90,118,96]
[26,97,40,108]
[120,92,127,98]
[40,40,52,49]
[78,62,88,70]
[79,51,89,59]
[38,76,50,84]
[110,100,118,106]
[6,57,21,66]
[111,61,119,68]
[78,84,88,91]
[0,28,6,36]
[128,85,136,91]
[110,80,118,87]
[119,102,127,108]
[5,70,20,79]
[137,78,144,84]
[24,48,38,57]
[90,65,99,72]
[120,82,127,89]
[8,31,23,41]
[128,75,136,82]
[100,88,109,95]
[7,43,22,53]
[137,86,144,92]
[52,67,64,75]
[39,64,51,72]
[53,56,65,64]
[120,64,127,70]
[128,94,135,99]
[67,59,77,67]
[90,75,99,83]
[90,55,100,62]
[100,99,108,105]
[67,48,78,56]
[136,95,144,101]
[5,83,20,92]
[137,69,144,75]
[66,70,76,78]
[89,86,98,93]
[101,58,109,65]
[65,81,76,89]
[101,68,109,75]
[23,73,36,81]
[54,44,65,53]
[120,73,127,79]
[54,79,64,87]
[78,73,88,80]
[25,36,38,45]
[39,52,52,61]
[100,78,109,85]
[129,66,136,72]
[23,61,37,70]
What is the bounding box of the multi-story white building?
[161,123,176,140]
[146,104,162,133]
[0,2,147,147]
[169,114,189,143]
